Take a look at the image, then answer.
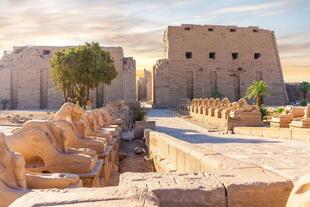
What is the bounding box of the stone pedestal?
[79,160,103,187]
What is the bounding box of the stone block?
[214,168,293,207]
[186,145,220,172]
[10,186,159,207]
[120,172,226,207]
[291,128,310,141]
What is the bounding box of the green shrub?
[0,98,9,110]
[211,88,223,98]
[259,105,269,120]
[300,99,308,106]
[274,107,284,114]
[132,108,146,122]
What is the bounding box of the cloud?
[0,0,309,75]
[279,42,310,54]
[209,0,295,16]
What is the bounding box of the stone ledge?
[234,127,310,141]
[214,168,293,207]
[144,129,294,206]
[10,186,159,207]
[120,172,226,207]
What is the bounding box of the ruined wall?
[122,57,136,103]
[146,70,152,101]
[152,59,169,108]
[0,63,11,106]
[0,46,136,109]
[155,24,288,107]
[285,83,310,102]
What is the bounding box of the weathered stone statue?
[271,106,305,128]
[226,98,262,131]
[6,127,97,174]
[214,98,231,118]
[286,173,310,207]
[52,103,109,152]
[190,98,198,114]
[0,133,81,207]
[289,104,310,128]
[208,98,221,117]
[177,98,191,113]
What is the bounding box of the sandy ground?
[119,138,155,173]
[109,137,155,186]
[0,110,56,125]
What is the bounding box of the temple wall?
[122,57,136,103]
[152,59,169,108]
[0,46,136,109]
[154,25,288,107]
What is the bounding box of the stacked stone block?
[0,46,136,109]
[153,24,288,108]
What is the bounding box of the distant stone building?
[137,69,152,101]
[285,83,310,103]
[153,24,288,107]
[0,46,136,109]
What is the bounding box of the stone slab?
[10,186,159,207]
[120,172,226,207]
[214,168,293,207]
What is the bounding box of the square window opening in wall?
[184,27,191,31]
[185,52,192,59]
[254,53,261,59]
[230,29,236,32]
[43,50,50,55]
[232,53,238,60]
[208,28,214,31]
[253,29,259,33]
[209,52,216,59]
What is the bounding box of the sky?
[0,0,309,82]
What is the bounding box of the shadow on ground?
[156,126,280,144]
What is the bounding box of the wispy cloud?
[209,0,295,15]
[210,2,281,15]
[0,0,309,80]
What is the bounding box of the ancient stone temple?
[0,46,136,109]
[152,24,288,108]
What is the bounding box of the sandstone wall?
[286,82,310,102]
[154,24,288,107]
[122,57,136,103]
[0,46,136,109]
[152,59,169,108]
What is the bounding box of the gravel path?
[148,109,310,182]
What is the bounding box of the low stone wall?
[144,129,293,207]
[234,127,310,141]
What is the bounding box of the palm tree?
[245,80,270,107]
[299,81,310,99]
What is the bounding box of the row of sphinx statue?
[0,100,130,207]
[177,97,262,131]
[271,104,310,128]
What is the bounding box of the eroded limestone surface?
[10,187,159,207]
[120,172,226,207]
